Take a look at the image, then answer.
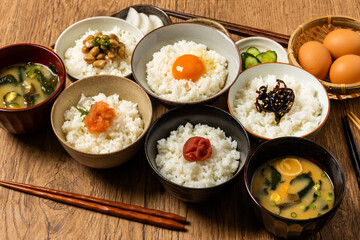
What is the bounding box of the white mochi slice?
[149,15,164,29]
[126,7,140,28]
[139,13,153,34]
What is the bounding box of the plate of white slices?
[114,5,172,35]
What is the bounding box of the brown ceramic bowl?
[145,105,250,202]
[51,75,152,168]
[244,137,346,239]
[0,43,66,134]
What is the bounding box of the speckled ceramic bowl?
[244,137,345,239]
[145,105,250,202]
[132,22,242,106]
[54,16,143,81]
[0,43,66,134]
[228,63,330,141]
[51,75,152,168]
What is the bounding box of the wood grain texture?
[0,0,359,239]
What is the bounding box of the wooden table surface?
[1,0,360,239]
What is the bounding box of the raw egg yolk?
[172,54,205,81]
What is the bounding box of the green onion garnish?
[290,212,297,218]
[321,172,326,178]
[310,203,316,210]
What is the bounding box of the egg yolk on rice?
[172,54,205,81]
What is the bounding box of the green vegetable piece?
[290,212,297,218]
[256,50,277,63]
[91,36,101,46]
[70,101,89,117]
[7,103,20,109]
[270,166,281,190]
[290,173,315,199]
[241,52,261,70]
[49,63,58,75]
[322,204,329,210]
[3,91,20,107]
[0,74,18,85]
[329,192,333,196]
[246,47,261,57]
[304,192,319,211]
[33,69,54,94]
[310,203,316,210]
[327,197,333,201]
[321,172,326,178]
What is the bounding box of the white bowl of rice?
[228,63,330,140]
[51,75,152,168]
[145,105,250,202]
[54,16,143,80]
[131,22,241,106]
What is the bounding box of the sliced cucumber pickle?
[241,52,261,70]
[246,47,261,56]
[256,50,277,63]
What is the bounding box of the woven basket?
[288,15,360,99]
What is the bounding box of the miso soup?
[251,157,334,219]
[0,62,59,109]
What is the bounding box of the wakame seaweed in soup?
[251,157,335,219]
[0,62,59,109]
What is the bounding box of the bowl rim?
[243,136,346,223]
[227,62,331,141]
[0,43,66,112]
[54,16,143,80]
[144,104,251,191]
[50,74,152,156]
[131,21,242,105]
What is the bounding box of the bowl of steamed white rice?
[51,75,152,168]
[54,16,143,80]
[228,63,330,140]
[131,22,241,106]
[145,105,250,202]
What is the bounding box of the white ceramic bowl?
[236,36,288,63]
[227,63,330,140]
[54,16,143,80]
[131,22,242,106]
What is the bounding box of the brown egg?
[298,41,332,79]
[329,54,360,84]
[323,29,360,59]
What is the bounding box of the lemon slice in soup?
[275,158,303,177]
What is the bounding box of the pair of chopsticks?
[162,9,290,47]
[342,112,360,189]
[0,180,186,230]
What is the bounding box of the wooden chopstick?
[0,180,185,222]
[0,180,186,230]
[347,112,360,131]
[341,116,360,189]
[162,9,290,47]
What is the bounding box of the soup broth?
[252,157,334,219]
[0,62,59,109]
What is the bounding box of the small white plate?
[236,36,288,63]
